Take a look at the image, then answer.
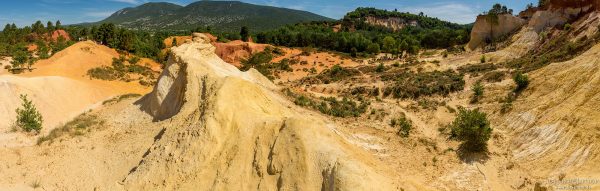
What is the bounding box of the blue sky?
[0,0,536,27]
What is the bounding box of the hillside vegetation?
[257,8,471,57]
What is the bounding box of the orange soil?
[164,36,193,48]
[271,48,362,82]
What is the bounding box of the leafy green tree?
[15,94,43,133]
[11,50,28,69]
[450,108,492,152]
[240,26,250,42]
[366,43,380,54]
[32,20,46,35]
[382,36,396,53]
[117,29,134,51]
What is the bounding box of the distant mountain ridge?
[98,1,333,32]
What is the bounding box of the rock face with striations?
[128,33,396,190]
[467,14,526,50]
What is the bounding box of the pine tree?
[15,94,43,133]
[47,21,54,31]
[240,26,249,42]
[55,20,62,30]
[172,38,177,47]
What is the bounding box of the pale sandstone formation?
[127,33,397,190]
[466,14,526,51]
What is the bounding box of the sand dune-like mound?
[0,41,150,146]
[125,33,396,190]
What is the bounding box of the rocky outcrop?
[364,16,417,31]
[467,14,526,50]
[128,33,396,190]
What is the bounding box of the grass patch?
[37,113,104,145]
[102,93,142,105]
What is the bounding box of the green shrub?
[375,63,385,73]
[319,97,369,117]
[15,94,43,133]
[470,81,484,103]
[391,116,412,137]
[513,72,529,92]
[563,23,572,31]
[294,95,312,106]
[450,108,492,152]
[480,55,486,63]
[128,56,140,65]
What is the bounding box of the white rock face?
[467,14,526,50]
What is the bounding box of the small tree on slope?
[15,94,43,133]
[450,108,492,152]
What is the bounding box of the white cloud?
[399,2,480,24]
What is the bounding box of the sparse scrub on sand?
[382,70,464,99]
[288,89,369,117]
[500,92,517,113]
[87,55,155,85]
[241,49,294,80]
[15,94,43,133]
[470,81,484,103]
[450,108,492,152]
[313,64,360,84]
[481,71,505,82]
[391,115,412,137]
[375,63,385,73]
[457,63,497,76]
[37,113,104,145]
[505,29,600,72]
